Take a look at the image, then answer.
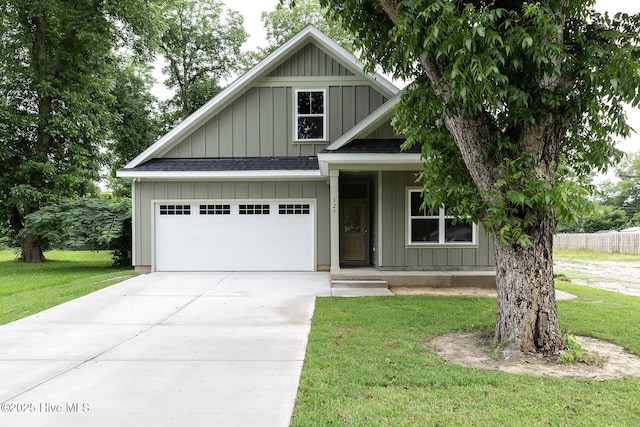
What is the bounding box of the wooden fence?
[554,233,640,255]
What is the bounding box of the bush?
[581,205,628,233]
[19,197,131,267]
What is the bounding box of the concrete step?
[330,280,389,289]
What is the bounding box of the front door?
[340,202,368,264]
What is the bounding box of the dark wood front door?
[340,202,368,263]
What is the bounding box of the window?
[295,89,325,140]
[279,204,310,215]
[408,190,474,244]
[200,204,230,215]
[239,204,270,215]
[159,205,191,215]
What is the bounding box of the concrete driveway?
[0,272,331,426]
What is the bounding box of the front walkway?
[0,272,331,426]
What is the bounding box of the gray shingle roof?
[121,156,319,172]
[119,140,419,174]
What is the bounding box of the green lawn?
[554,247,640,262]
[292,284,640,426]
[0,249,133,325]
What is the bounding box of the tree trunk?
[493,216,564,355]
[376,0,567,355]
[10,207,46,263]
[18,235,46,263]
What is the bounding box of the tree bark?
[10,207,46,263]
[18,235,46,263]
[493,216,564,355]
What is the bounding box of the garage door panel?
[155,202,314,271]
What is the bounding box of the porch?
[331,267,497,289]
[318,140,496,281]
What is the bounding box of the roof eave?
[317,152,422,175]
[116,169,324,181]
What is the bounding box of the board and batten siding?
[161,84,390,159]
[133,180,330,269]
[378,171,495,269]
[268,42,354,77]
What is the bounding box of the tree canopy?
[157,0,248,125]
[106,61,162,198]
[260,0,356,56]
[566,151,640,233]
[0,0,161,261]
[315,0,640,353]
[600,151,640,221]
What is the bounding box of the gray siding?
[377,171,495,269]
[133,180,330,269]
[268,43,354,77]
[163,85,389,159]
[365,121,397,139]
[328,86,387,141]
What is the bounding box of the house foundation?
[331,267,496,288]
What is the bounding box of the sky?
[155,0,640,154]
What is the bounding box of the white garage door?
[154,201,315,271]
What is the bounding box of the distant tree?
[106,61,162,198]
[314,0,640,354]
[0,0,160,262]
[600,151,640,221]
[158,0,248,125]
[582,205,628,233]
[258,0,356,58]
[629,212,640,227]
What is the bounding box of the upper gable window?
[295,89,326,141]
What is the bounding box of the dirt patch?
[555,259,640,297]
[429,331,640,380]
[398,260,640,379]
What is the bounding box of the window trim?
[293,88,327,142]
[406,189,477,246]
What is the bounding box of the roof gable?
[121,25,398,170]
[325,92,402,151]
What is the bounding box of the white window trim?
[293,88,327,142]
[406,189,477,246]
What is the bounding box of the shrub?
[19,197,131,267]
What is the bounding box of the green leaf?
[610,78,618,90]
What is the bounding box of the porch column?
[329,169,340,274]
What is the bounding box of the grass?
[292,284,640,426]
[554,248,640,262]
[0,249,133,325]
